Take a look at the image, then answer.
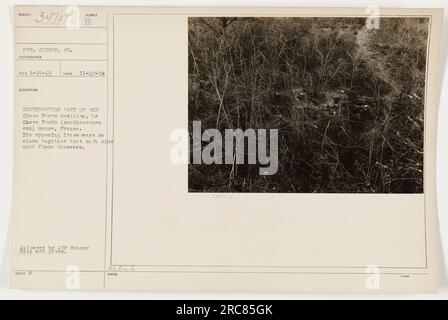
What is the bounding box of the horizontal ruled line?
[15,26,107,29]
[16,42,107,45]
[16,59,107,61]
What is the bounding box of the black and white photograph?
[188,17,429,193]
[3,3,447,298]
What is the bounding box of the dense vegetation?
[188,17,428,193]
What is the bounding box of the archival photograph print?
[188,17,429,193]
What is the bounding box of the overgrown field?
[188,17,428,193]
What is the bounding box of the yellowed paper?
[11,6,443,292]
